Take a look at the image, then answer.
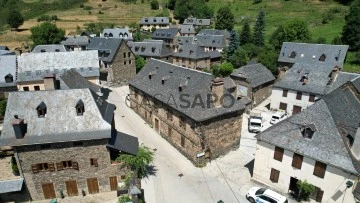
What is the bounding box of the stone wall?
[16,139,128,200]
[172,57,210,70]
[253,82,273,107]
[109,42,136,85]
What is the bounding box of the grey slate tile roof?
[129,59,248,122]
[196,35,226,48]
[152,28,179,39]
[325,72,360,93]
[108,131,139,155]
[17,50,100,82]
[0,50,15,56]
[0,55,17,87]
[101,28,133,40]
[0,89,114,146]
[131,40,172,58]
[61,36,89,46]
[198,29,230,39]
[0,46,9,50]
[173,36,194,46]
[140,17,169,25]
[32,44,67,53]
[183,18,211,26]
[231,63,275,88]
[87,37,123,63]
[208,50,222,59]
[0,178,23,193]
[179,24,196,34]
[173,44,209,59]
[60,69,101,93]
[224,77,236,90]
[278,42,349,68]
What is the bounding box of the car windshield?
[255,188,266,195]
[250,122,261,127]
[272,116,279,120]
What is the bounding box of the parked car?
[246,187,288,203]
[248,113,263,133]
[270,111,287,125]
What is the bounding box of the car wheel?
[248,197,255,203]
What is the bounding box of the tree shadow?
[13,28,29,32]
[142,165,158,179]
[244,159,255,177]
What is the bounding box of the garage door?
[42,183,56,199]
[65,180,79,197]
[87,178,99,194]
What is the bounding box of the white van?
[270,111,287,125]
[246,187,288,203]
[248,113,263,133]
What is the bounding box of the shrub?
[11,156,19,175]
[98,10,104,14]
[80,3,84,8]
[296,180,315,201]
[83,6,93,10]
[118,195,132,203]
[150,0,159,10]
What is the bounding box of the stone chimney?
[11,115,27,139]
[351,124,360,160]
[43,73,56,90]
[211,78,224,108]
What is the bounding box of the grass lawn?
[344,52,360,73]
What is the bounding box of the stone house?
[17,50,100,91]
[183,18,211,27]
[195,34,226,53]
[61,36,89,51]
[178,24,196,36]
[0,89,139,200]
[131,40,172,63]
[139,17,169,31]
[198,29,230,45]
[230,63,275,108]
[277,42,349,79]
[152,28,180,48]
[87,37,136,85]
[100,28,133,41]
[0,55,17,98]
[172,44,211,70]
[269,63,360,115]
[32,45,67,53]
[128,59,249,164]
[254,77,360,203]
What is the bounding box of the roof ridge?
[150,58,212,76]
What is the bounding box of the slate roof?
[60,69,101,93]
[0,89,115,146]
[101,28,133,40]
[173,44,209,59]
[0,46,9,50]
[325,72,360,93]
[179,24,196,35]
[224,77,236,90]
[231,63,275,88]
[17,50,100,82]
[196,35,226,48]
[173,36,194,46]
[0,50,14,56]
[87,37,123,63]
[0,178,23,193]
[152,28,179,39]
[61,36,89,46]
[32,44,67,53]
[0,55,17,87]
[140,17,169,25]
[208,50,222,59]
[131,40,172,58]
[183,18,211,26]
[129,59,248,122]
[256,81,360,174]
[278,42,349,68]
[198,29,230,39]
[107,131,139,155]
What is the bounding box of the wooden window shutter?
[270,168,280,183]
[316,189,324,202]
[48,163,55,172]
[72,161,79,170]
[314,161,326,178]
[31,164,39,173]
[93,159,98,167]
[273,147,284,162]
[56,162,64,171]
[292,153,303,169]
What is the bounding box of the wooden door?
[65,180,79,197]
[155,118,159,132]
[42,183,56,199]
[87,178,99,194]
[292,105,302,115]
[109,176,118,191]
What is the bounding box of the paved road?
[108,86,249,203]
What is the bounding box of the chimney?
[351,123,360,160]
[43,73,56,90]
[11,115,27,139]
[211,77,224,108]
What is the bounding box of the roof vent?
[36,102,47,118]
[149,71,156,79]
[312,55,316,59]
[162,76,169,85]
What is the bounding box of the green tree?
[242,43,261,59]
[173,0,189,23]
[116,145,154,178]
[316,37,327,44]
[257,46,278,74]
[150,0,159,10]
[167,0,176,10]
[135,56,146,73]
[227,30,240,62]
[7,10,24,29]
[253,10,265,46]
[342,0,360,50]
[269,19,311,50]
[332,36,342,45]
[0,99,7,119]
[240,19,252,45]
[30,22,65,47]
[173,0,213,23]
[296,180,315,201]
[230,48,249,68]
[212,63,234,77]
[215,6,234,31]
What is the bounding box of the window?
[90,158,98,167]
[296,92,302,100]
[270,168,280,183]
[56,161,78,171]
[124,61,127,65]
[346,134,354,147]
[75,100,85,116]
[36,102,47,118]
[302,125,316,139]
[290,51,296,58]
[129,60,132,64]
[181,135,185,147]
[23,86,30,91]
[167,109,173,121]
[273,147,284,162]
[313,161,326,178]
[31,163,55,173]
[62,161,73,168]
[319,54,326,62]
[179,116,186,129]
[34,86,40,91]
[279,102,287,111]
[309,94,315,102]
[123,53,126,58]
[282,90,288,97]
[292,153,303,169]
[41,144,51,150]
[73,141,83,147]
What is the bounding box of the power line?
[214,160,241,203]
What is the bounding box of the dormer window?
[319,54,326,62]
[55,49,60,52]
[346,134,354,147]
[4,74,13,83]
[141,47,145,52]
[41,49,46,52]
[36,102,47,118]
[302,123,316,139]
[152,47,156,53]
[289,51,296,58]
[104,33,108,37]
[135,46,139,51]
[109,33,113,37]
[75,100,85,116]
